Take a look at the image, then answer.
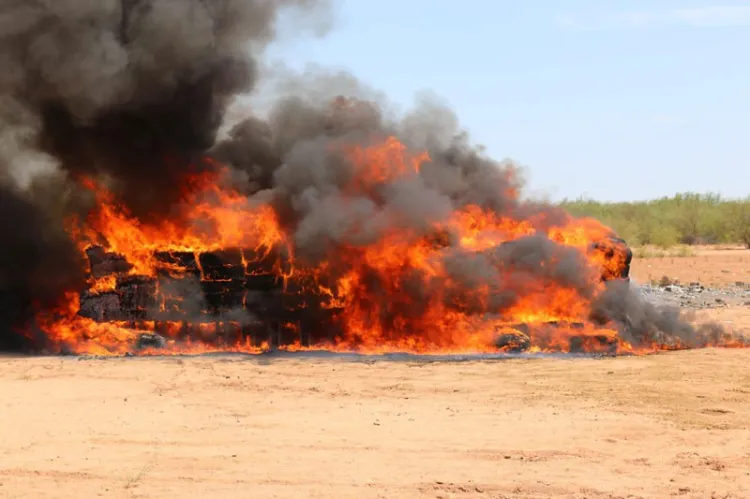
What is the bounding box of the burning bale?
[70,233,637,354]
[79,246,286,329]
[136,332,167,350]
[86,246,133,279]
[494,322,619,355]
[78,291,121,322]
[589,237,633,282]
[494,327,531,353]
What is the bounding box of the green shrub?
[727,199,750,248]
[559,192,748,247]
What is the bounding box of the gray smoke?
[590,280,734,347]
[0,173,86,351]
[157,275,254,327]
[213,67,735,348]
[1,0,331,218]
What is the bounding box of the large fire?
[3,1,744,357]
[28,136,737,356]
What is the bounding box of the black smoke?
[590,280,733,348]
[2,0,330,219]
[0,178,86,351]
[0,0,330,350]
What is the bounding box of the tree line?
[560,193,750,248]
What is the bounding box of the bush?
[728,199,750,248]
[559,192,747,247]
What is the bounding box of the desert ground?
[630,246,750,288]
[1,249,749,499]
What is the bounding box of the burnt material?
[79,275,158,322]
[569,334,618,354]
[86,246,132,278]
[117,275,158,319]
[80,248,298,342]
[136,332,167,350]
[590,236,632,281]
[78,291,121,321]
[199,249,245,280]
[154,251,201,278]
[495,327,531,352]
[494,321,619,354]
[202,279,245,313]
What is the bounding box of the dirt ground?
[0,247,748,499]
[1,350,749,499]
[630,246,750,287]
[632,247,750,335]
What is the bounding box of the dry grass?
[632,245,696,259]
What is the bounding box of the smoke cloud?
[213,67,729,348]
[0,177,85,350]
[0,0,330,349]
[1,0,331,216]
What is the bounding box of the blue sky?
[265,1,750,202]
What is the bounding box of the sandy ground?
[0,351,749,499]
[632,247,750,336]
[630,247,750,287]
[1,248,749,499]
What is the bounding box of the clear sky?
[266,0,750,202]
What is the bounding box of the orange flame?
[69,170,288,277]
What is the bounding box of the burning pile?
[55,150,637,356]
[0,1,742,355]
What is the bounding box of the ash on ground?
[637,277,750,310]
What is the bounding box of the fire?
[69,168,288,277]
[449,205,535,252]
[347,135,429,188]
[30,136,741,356]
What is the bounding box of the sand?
[1,249,749,499]
[630,247,750,287]
[1,350,749,499]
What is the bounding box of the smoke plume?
[0,0,330,349]
[0,177,85,350]
[1,0,330,216]
[212,69,730,349]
